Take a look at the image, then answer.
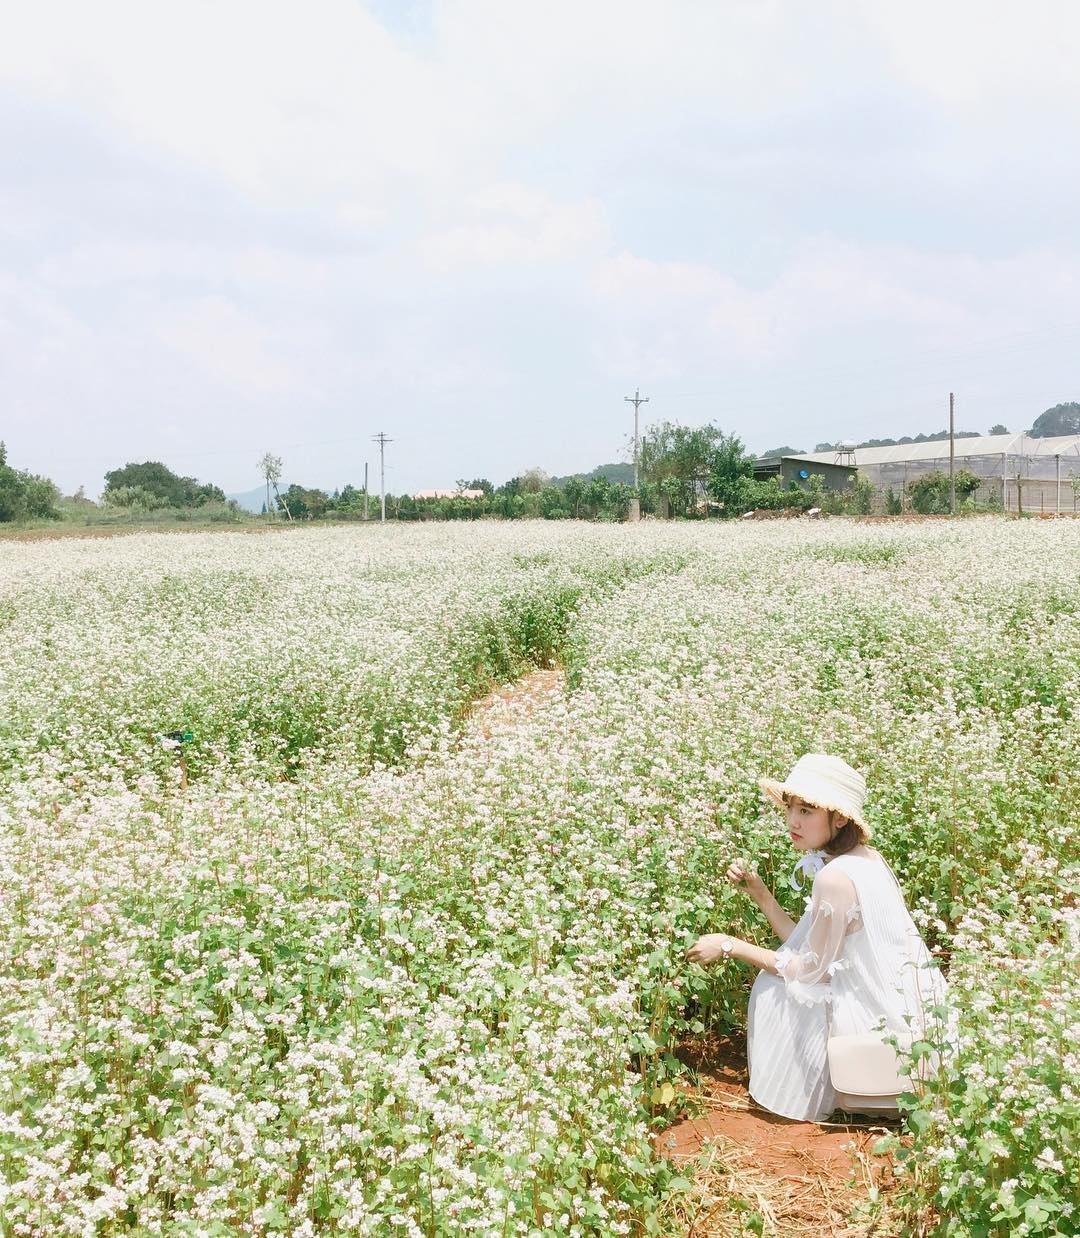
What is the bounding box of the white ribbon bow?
[789,849,826,891]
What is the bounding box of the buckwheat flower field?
[0,521,1076,1236]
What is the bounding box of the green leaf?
[650,1082,675,1106]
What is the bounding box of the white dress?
[747,852,946,1122]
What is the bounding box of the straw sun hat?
[759,753,871,839]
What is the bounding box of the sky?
[2,0,1079,498]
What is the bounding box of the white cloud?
[156,296,297,395]
[589,252,776,378]
[587,239,1080,391]
[0,2,875,217]
[38,241,335,294]
[417,184,608,270]
[861,0,1080,109]
[2,2,1079,492]
[0,0,449,214]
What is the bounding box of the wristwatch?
[719,935,735,957]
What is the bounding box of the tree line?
[272,425,804,521]
[808,402,1080,453]
[3,399,1078,524]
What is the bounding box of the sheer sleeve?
[773,865,861,1005]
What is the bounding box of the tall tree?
[257,452,284,516]
[518,468,551,495]
[563,476,585,518]
[0,443,61,522]
[1029,403,1080,438]
[104,461,224,507]
[707,433,755,514]
[279,484,329,519]
[639,421,751,517]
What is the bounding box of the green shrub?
[908,469,981,514]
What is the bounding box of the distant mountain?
[227,485,293,513]
[551,462,635,487]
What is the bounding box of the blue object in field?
[798,469,809,479]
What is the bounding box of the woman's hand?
[727,859,768,903]
[686,933,736,966]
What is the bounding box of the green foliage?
[713,475,806,516]
[278,484,331,519]
[849,471,875,515]
[808,542,903,565]
[706,434,756,516]
[0,442,62,522]
[908,469,981,514]
[0,525,1076,1232]
[104,460,227,508]
[884,487,903,515]
[637,420,752,518]
[887,863,1079,1236]
[103,484,170,511]
[62,499,245,528]
[458,476,495,496]
[332,483,367,514]
[1029,401,1080,438]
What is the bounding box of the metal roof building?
[752,454,853,491]
[796,433,1080,512]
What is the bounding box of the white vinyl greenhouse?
[798,432,1080,513]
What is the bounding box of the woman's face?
[785,795,837,851]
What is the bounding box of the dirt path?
[462,666,567,739]
[657,1036,900,1236]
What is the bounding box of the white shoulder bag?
[825,860,939,1113]
[827,1030,912,1113]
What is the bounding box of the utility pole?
[373,432,392,522]
[624,388,649,488]
[625,388,649,522]
[364,461,370,521]
[949,392,956,516]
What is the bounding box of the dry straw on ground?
[657,1037,903,1237]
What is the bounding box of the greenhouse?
[798,431,1080,513]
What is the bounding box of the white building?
[797,432,1080,512]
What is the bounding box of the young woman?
[686,753,946,1122]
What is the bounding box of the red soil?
[656,1034,897,1184]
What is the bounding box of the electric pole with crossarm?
[372,432,392,522]
[624,388,648,519]
[624,388,649,489]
